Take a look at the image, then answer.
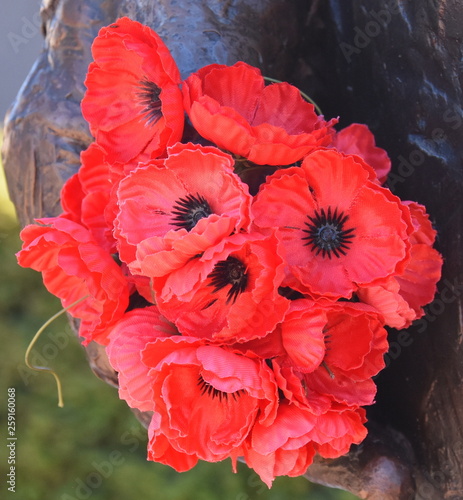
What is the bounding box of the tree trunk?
[3,1,462,498]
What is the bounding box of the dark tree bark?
[3,1,463,499]
[303,3,463,499]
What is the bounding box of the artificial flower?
[106,306,178,411]
[252,299,389,407]
[242,402,317,487]
[183,61,337,165]
[61,143,119,253]
[17,217,130,345]
[81,17,184,163]
[241,356,366,486]
[357,201,443,328]
[252,149,411,298]
[147,411,199,472]
[301,301,388,407]
[330,123,391,184]
[272,360,331,415]
[15,17,444,486]
[116,142,252,270]
[141,337,278,463]
[152,232,290,343]
[309,405,368,459]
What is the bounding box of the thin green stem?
[263,76,323,115]
[24,295,88,408]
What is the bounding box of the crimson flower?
[357,201,443,328]
[152,232,290,343]
[252,149,411,298]
[247,298,387,408]
[60,143,157,305]
[81,17,184,163]
[116,142,252,272]
[183,61,337,165]
[141,337,278,464]
[17,217,130,345]
[330,123,391,184]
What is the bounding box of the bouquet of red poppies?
[17,17,443,486]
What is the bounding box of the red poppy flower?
[357,278,414,329]
[252,149,411,298]
[243,362,321,483]
[301,301,388,407]
[147,411,199,472]
[141,337,278,463]
[106,306,178,411]
[182,62,337,165]
[243,386,367,485]
[241,354,365,485]
[358,201,443,328]
[61,143,157,305]
[330,123,391,184]
[17,217,130,345]
[272,361,332,417]
[242,403,317,487]
[152,232,290,343]
[61,143,120,253]
[309,405,368,459]
[277,301,327,374]
[116,142,252,272]
[81,17,184,163]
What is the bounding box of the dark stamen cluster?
[302,206,355,258]
[171,193,212,231]
[208,256,248,304]
[197,376,244,402]
[137,77,162,126]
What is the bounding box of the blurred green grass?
[0,135,359,500]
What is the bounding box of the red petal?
[331,123,391,183]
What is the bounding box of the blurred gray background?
[1,0,42,121]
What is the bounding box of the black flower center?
[302,206,355,259]
[171,193,212,231]
[208,256,248,304]
[197,375,245,402]
[137,77,162,126]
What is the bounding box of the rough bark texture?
[3,1,463,499]
[311,2,463,498]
